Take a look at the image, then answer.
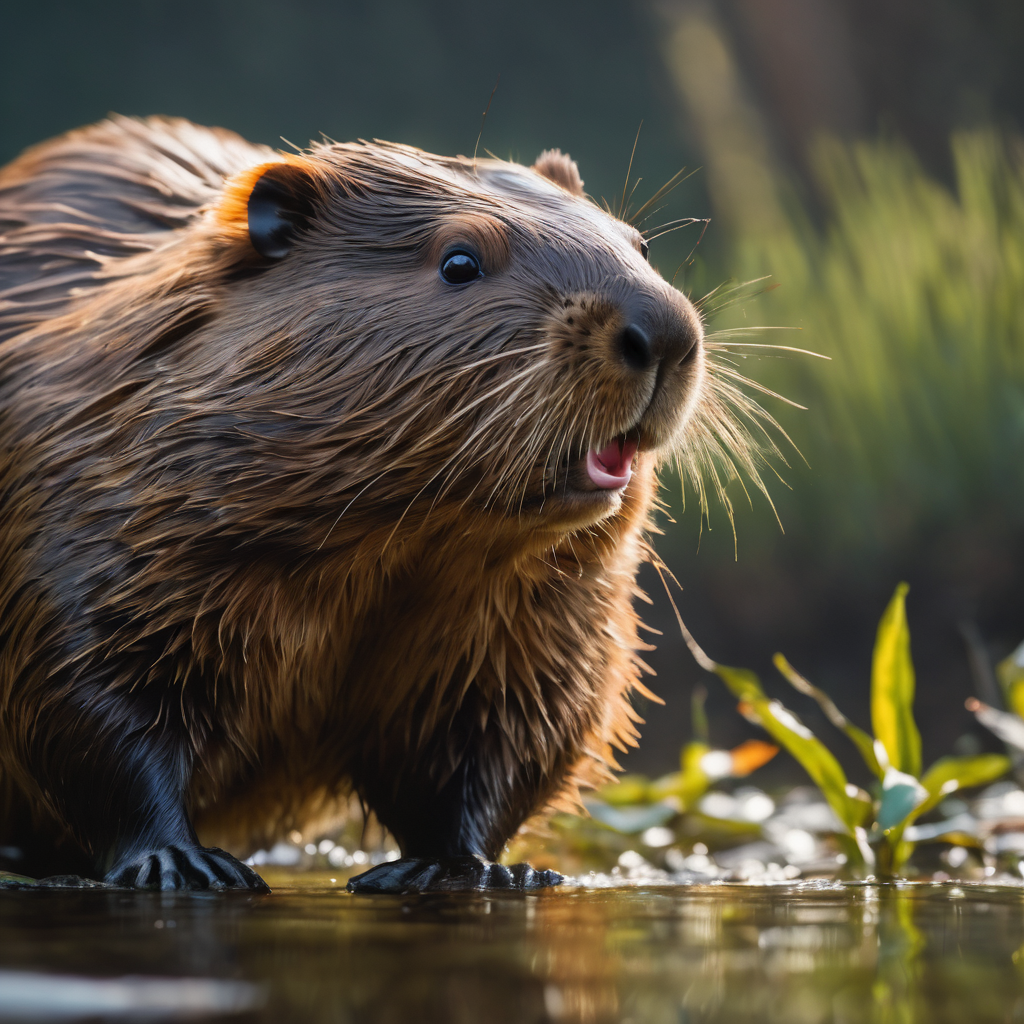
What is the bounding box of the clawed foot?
[106,845,270,893]
[346,855,563,894]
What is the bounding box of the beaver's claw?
[347,855,562,894]
[106,845,271,893]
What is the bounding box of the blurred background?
[4,0,1022,788]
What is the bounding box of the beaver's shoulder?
[0,116,272,340]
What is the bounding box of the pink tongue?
[586,438,639,489]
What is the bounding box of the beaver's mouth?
[532,380,685,513]
[584,436,639,490]
[544,430,644,505]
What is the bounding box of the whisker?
[693,276,770,309]
[547,398,586,499]
[499,391,578,513]
[708,361,809,410]
[696,278,777,316]
[432,377,556,512]
[641,216,705,238]
[705,339,829,360]
[619,122,643,221]
[628,166,698,226]
[633,203,668,230]
[401,361,545,458]
[622,176,644,220]
[501,395,574,511]
[644,218,710,244]
[331,353,555,537]
[681,218,711,270]
[318,332,542,431]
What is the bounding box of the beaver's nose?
[618,324,654,372]
[617,317,698,373]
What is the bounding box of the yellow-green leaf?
[713,664,864,834]
[598,774,652,806]
[676,741,713,809]
[871,583,921,777]
[1007,680,1024,723]
[997,641,1024,719]
[774,653,883,779]
[914,753,1012,819]
[711,663,765,704]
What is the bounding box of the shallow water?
[2,874,1024,1022]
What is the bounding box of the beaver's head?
[198,141,709,548]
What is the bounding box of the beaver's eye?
[640,239,650,261]
[440,250,482,284]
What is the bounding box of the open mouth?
[584,436,639,490]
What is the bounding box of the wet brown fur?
[0,116,706,878]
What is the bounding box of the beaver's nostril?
[619,323,654,372]
[678,332,699,365]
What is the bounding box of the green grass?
[689,131,1024,560]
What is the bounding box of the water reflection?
[1,879,1023,1022]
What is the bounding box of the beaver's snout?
[603,289,705,450]
[544,282,704,508]
[614,297,701,376]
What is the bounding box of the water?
[2,874,1024,1022]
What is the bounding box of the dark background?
[4,0,1022,786]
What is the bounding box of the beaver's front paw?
[106,845,270,893]
[346,855,562,894]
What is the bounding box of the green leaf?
[584,800,677,834]
[711,663,765,704]
[1007,681,1024,724]
[871,583,921,777]
[891,838,917,875]
[913,753,1012,819]
[921,753,1013,795]
[774,653,883,779]
[997,641,1024,719]
[598,774,653,806]
[876,768,927,831]
[646,743,713,810]
[712,664,866,834]
[676,741,712,809]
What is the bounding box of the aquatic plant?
[588,685,778,833]
[967,640,1024,756]
[680,583,1011,876]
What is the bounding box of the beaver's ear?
[216,158,318,260]
[531,149,584,196]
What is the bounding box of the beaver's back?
[0,116,270,342]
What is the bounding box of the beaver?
[0,115,711,892]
